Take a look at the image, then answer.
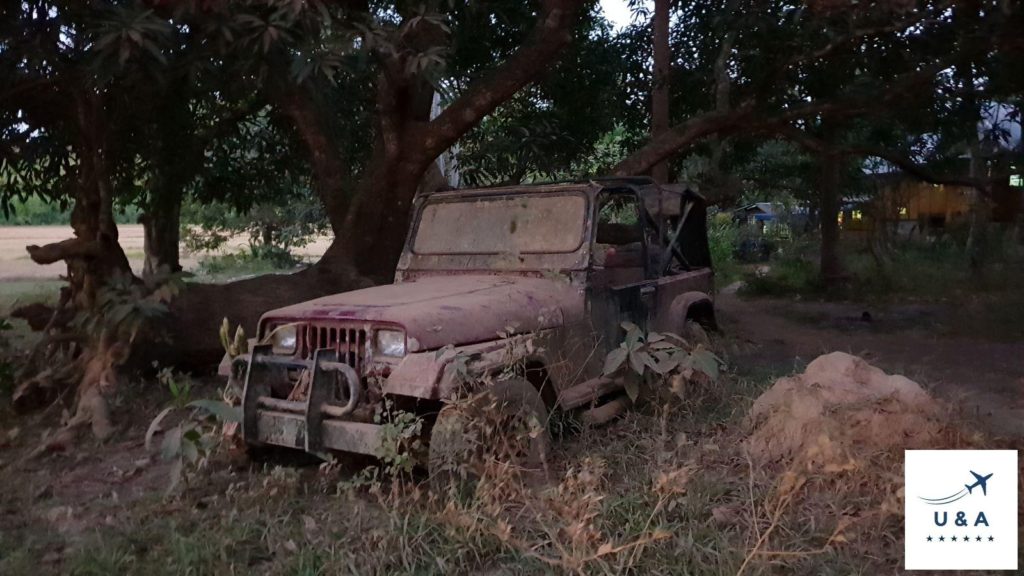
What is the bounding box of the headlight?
[270,324,298,355]
[375,329,406,357]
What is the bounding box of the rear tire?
[428,378,550,493]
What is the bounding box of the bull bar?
[241,344,384,456]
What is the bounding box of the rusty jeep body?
[229,177,714,463]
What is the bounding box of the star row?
[925,535,995,542]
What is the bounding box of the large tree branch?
[856,147,991,195]
[612,60,950,176]
[793,1,955,67]
[419,0,586,162]
[26,237,100,265]
[777,125,994,196]
[274,82,353,235]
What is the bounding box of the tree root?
[23,339,127,457]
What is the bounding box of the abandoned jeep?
[224,177,714,476]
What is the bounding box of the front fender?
[384,334,548,399]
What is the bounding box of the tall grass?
[708,216,742,287]
[741,227,1024,302]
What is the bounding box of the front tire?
[428,378,550,492]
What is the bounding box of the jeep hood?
[261,275,584,352]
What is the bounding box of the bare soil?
[1,279,1022,572]
[718,292,1024,439]
[0,225,333,280]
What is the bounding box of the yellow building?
[883,179,973,230]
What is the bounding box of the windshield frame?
[409,190,590,256]
[396,185,596,278]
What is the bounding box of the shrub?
[196,246,303,277]
[740,256,821,296]
[707,215,741,285]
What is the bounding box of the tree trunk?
[707,24,737,200]
[142,179,183,277]
[819,150,843,287]
[276,83,352,237]
[18,92,134,441]
[650,0,670,183]
[141,81,208,277]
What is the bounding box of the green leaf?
[625,329,642,351]
[603,347,628,375]
[145,406,174,451]
[629,349,654,376]
[648,340,677,350]
[161,425,182,460]
[165,457,183,496]
[623,378,640,402]
[181,434,200,464]
[188,399,241,423]
[690,347,721,380]
[653,355,680,375]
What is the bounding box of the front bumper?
[241,344,383,456]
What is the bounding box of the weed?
[374,399,425,479]
[155,366,192,409]
[708,215,742,285]
[603,321,722,404]
[146,389,241,494]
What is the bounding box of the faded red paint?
[237,179,717,457]
[261,275,582,352]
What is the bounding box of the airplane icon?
[965,471,993,495]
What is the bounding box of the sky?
[600,0,648,31]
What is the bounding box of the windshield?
[412,193,587,255]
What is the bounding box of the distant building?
[733,202,778,230]
[852,102,1022,237]
[858,172,1022,238]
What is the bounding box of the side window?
[595,194,642,247]
[593,193,646,280]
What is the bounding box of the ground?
[0,225,332,280]
[718,291,1024,438]
[0,230,1021,574]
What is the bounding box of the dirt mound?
[745,352,944,466]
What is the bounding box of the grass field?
[0,225,331,281]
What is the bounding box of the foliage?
[740,252,823,297]
[146,382,241,495]
[603,321,722,402]
[374,400,425,479]
[456,7,628,185]
[194,248,304,278]
[742,229,1024,301]
[156,367,193,410]
[74,269,185,344]
[707,214,741,284]
[218,318,248,360]
[182,194,327,255]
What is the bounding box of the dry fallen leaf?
[711,505,739,525]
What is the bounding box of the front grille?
[302,323,368,374]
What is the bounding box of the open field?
[0,225,332,281]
